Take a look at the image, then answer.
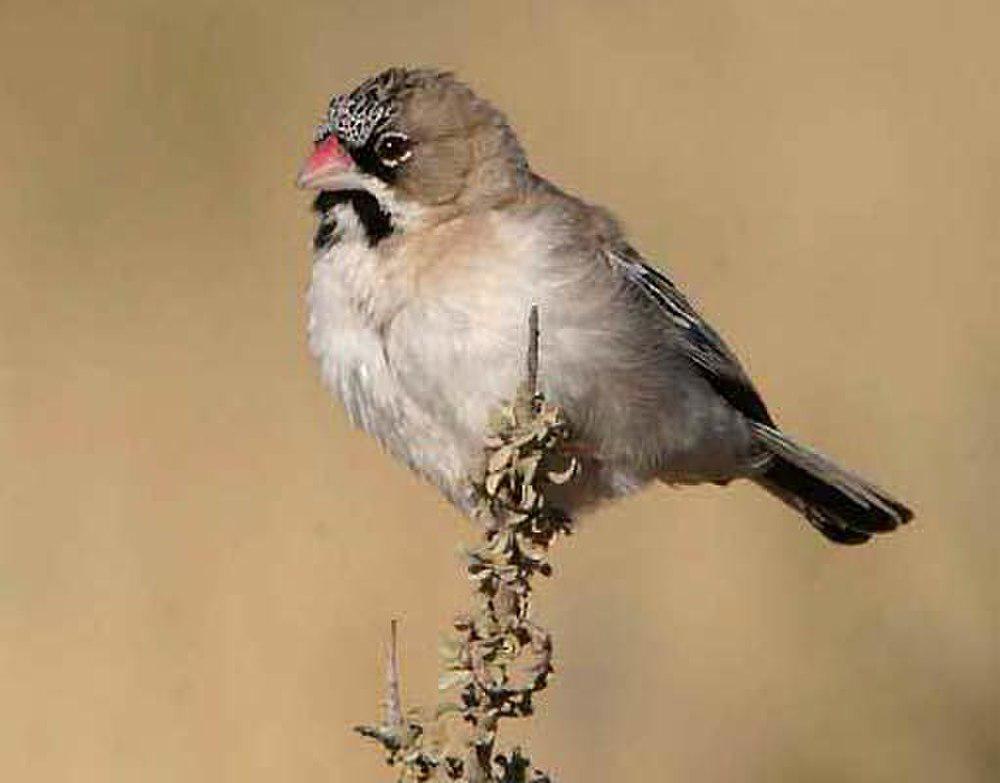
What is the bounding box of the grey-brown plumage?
[298,68,913,544]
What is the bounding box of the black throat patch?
[312,190,394,249]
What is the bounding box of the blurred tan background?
[1,1,997,780]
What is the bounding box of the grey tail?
[751,422,913,545]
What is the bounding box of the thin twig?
[386,619,403,731]
[526,304,539,398]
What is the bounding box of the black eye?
[374,133,413,167]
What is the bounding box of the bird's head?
[298,68,528,237]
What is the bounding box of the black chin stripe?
[349,190,394,245]
[312,189,394,248]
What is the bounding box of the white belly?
[306,236,474,508]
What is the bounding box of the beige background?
[1,1,997,780]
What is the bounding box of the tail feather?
[751,422,913,545]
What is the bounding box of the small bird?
[298,67,912,544]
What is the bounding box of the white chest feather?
[306,206,473,505]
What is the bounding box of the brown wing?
[605,243,775,427]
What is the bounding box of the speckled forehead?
[314,73,401,147]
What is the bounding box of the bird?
[297,67,912,545]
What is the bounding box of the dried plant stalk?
[356,306,578,782]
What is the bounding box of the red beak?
[296,135,356,189]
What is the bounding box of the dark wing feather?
[605,244,775,427]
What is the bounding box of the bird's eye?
[374,133,413,167]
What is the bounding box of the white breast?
[306,205,472,507]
